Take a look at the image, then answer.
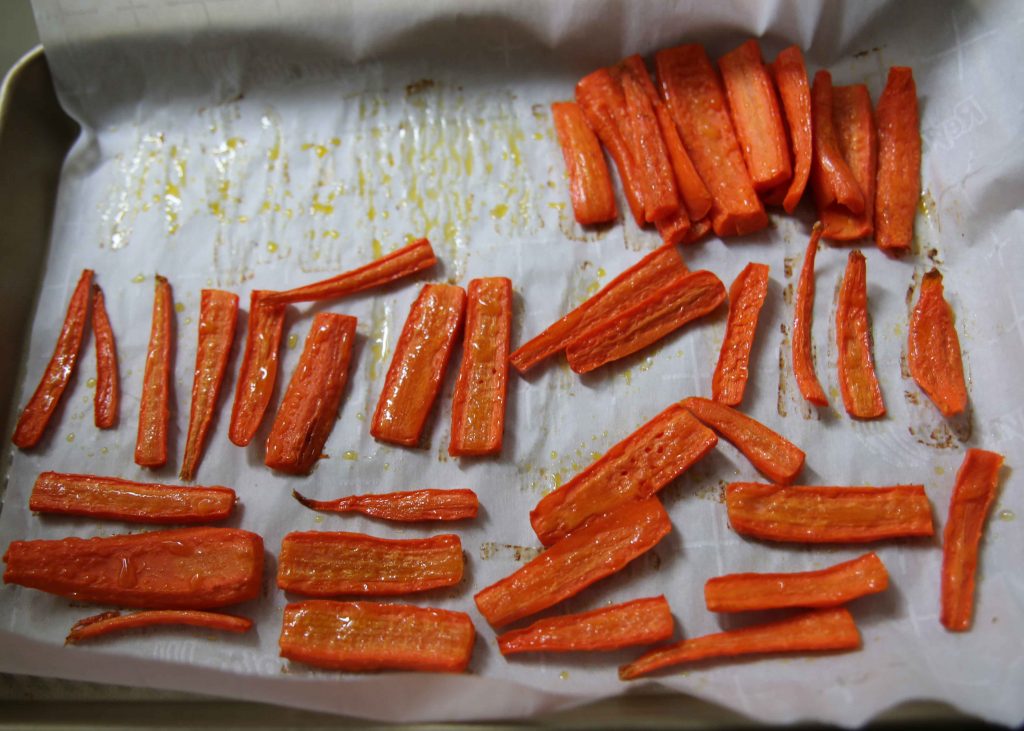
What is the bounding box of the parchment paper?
[2,0,1023,725]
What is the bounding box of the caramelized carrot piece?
[726,483,934,543]
[811,71,865,216]
[769,46,813,213]
[497,596,673,655]
[180,290,238,481]
[475,498,671,628]
[531,403,716,546]
[91,284,119,429]
[681,397,804,485]
[135,275,174,467]
[280,600,475,672]
[564,269,726,374]
[711,262,769,406]
[277,531,463,596]
[66,610,251,644]
[2,527,264,608]
[875,67,920,254]
[293,488,478,522]
[551,101,617,225]
[655,44,767,237]
[908,270,967,417]
[228,291,287,447]
[704,552,889,613]
[820,85,876,241]
[941,449,1005,631]
[510,244,687,373]
[265,313,357,474]
[12,269,93,449]
[371,284,466,446]
[836,250,885,419]
[655,210,691,246]
[792,223,828,406]
[28,471,235,523]
[449,277,512,457]
[683,217,713,245]
[619,607,860,679]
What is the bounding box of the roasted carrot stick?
[704,552,889,613]
[619,607,860,679]
[820,85,876,241]
[811,71,865,216]
[875,67,920,255]
[681,397,804,485]
[265,313,357,474]
[475,498,671,628]
[531,403,716,546]
[497,596,674,655]
[510,244,688,373]
[28,471,235,523]
[371,284,466,447]
[280,600,475,672]
[711,262,769,406]
[262,238,437,305]
[3,527,264,608]
[941,449,1004,631]
[449,277,512,457]
[228,291,287,447]
[135,275,174,468]
[768,46,813,213]
[655,210,691,246]
[66,610,251,644]
[277,531,463,596]
[792,223,828,406]
[908,270,967,417]
[293,489,479,522]
[180,289,239,481]
[726,483,934,543]
[836,250,885,419]
[684,217,713,245]
[12,269,93,449]
[564,269,726,374]
[91,284,119,430]
[654,103,712,221]
[551,101,618,225]
[655,44,767,237]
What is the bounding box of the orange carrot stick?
[811,71,865,216]
[820,85,876,241]
[66,610,251,644]
[941,448,1005,631]
[683,217,713,245]
[551,101,618,225]
[91,284,119,430]
[619,607,860,679]
[875,67,920,255]
[3,527,264,608]
[836,250,885,419]
[12,269,93,449]
[681,397,804,485]
[135,275,173,467]
[497,596,674,655]
[769,46,813,213]
[293,488,479,522]
[908,270,967,417]
[655,210,691,246]
[711,262,769,406]
[792,223,828,406]
[531,403,716,546]
[228,291,287,447]
[280,600,475,672]
[704,552,889,613]
[265,313,357,474]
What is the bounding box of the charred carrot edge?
[475,498,671,628]
[12,269,93,449]
[551,101,618,225]
[875,67,920,255]
[565,269,726,374]
[228,291,287,447]
[262,239,437,305]
[28,471,235,523]
[497,596,674,655]
[836,250,886,419]
[180,290,239,481]
[726,483,934,543]
[769,46,813,213]
[92,284,119,430]
[941,449,1005,631]
[704,552,889,613]
[2,527,264,608]
[619,607,860,679]
[510,244,688,373]
[371,284,466,447]
[66,610,251,644]
[449,277,512,457]
[277,531,464,596]
[531,403,716,546]
[265,313,357,474]
[280,600,475,672]
[810,70,865,216]
[711,262,770,406]
[792,223,829,406]
[655,44,767,237]
[135,275,174,467]
[908,270,967,417]
[820,85,876,241]
[293,488,479,522]
[681,397,804,485]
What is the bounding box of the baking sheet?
[2,0,1023,725]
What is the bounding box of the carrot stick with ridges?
[875,67,920,254]
[811,71,865,216]
[67,610,251,644]
[836,250,885,419]
[820,85,876,240]
[293,489,478,522]
[769,46,813,213]
[135,275,173,467]
[793,223,828,406]
[551,101,617,225]
[229,291,287,447]
[92,284,119,429]
[711,263,769,406]
[908,270,967,417]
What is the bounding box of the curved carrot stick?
[875,67,920,254]
[66,610,251,644]
[135,275,173,467]
[908,269,967,417]
[820,84,876,241]
[293,489,479,522]
[811,71,865,216]
[92,284,119,429]
[228,291,287,447]
[551,101,617,225]
[836,250,885,419]
[770,46,813,213]
[792,223,828,406]
[711,262,769,406]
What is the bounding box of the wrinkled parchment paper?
[2,0,1023,725]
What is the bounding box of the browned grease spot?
[853,46,882,59]
[904,390,921,405]
[479,542,542,563]
[783,256,797,280]
[405,78,436,96]
[777,323,790,418]
[783,282,794,306]
[695,480,727,503]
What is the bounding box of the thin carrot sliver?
[711,262,769,406]
[792,223,828,406]
[293,488,479,522]
[811,70,865,216]
[836,250,885,419]
[769,46,813,213]
[91,284,119,429]
[820,85,876,241]
[875,67,920,254]
[908,270,967,417]
[67,610,251,644]
[551,101,617,225]
[135,275,173,467]
[228,291,287,447]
